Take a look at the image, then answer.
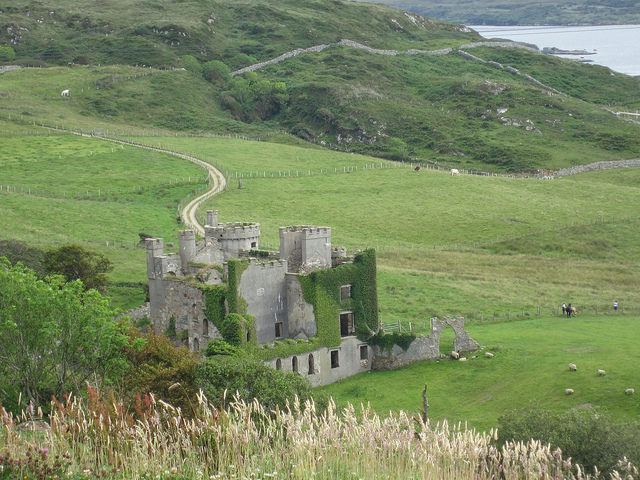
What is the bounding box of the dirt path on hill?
[65,130,226,235]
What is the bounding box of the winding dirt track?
[70,131,226,235]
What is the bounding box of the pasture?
[317,314,640,431]
[1,127,640,427]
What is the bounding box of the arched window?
[308,354,315,375]
[292,356,298,372]
[275,358,282,370]
[193,337,200,351]
[203,319,209,336]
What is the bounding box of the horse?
[568,306,578,317]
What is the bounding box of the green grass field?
[317,314,640,431]
[2,127,640,428]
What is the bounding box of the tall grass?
[3,390,631,479]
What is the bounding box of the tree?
[122,331,199,417]
[44,244,113,292]
[0,259,130,411]
[0,239,45,275]
[202,60,231,87]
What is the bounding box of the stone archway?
[431,316,480,354]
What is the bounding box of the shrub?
[498,407,640,476]
[44,244,113,292]
[122,331,199,417]
[196,355,312,410]
[0,45,16,62]
[204,339,240,357]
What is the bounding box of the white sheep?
[597,369,606,376]
[61,89,70,96]
[565,388,574,395]
[450,168,460,176]
[625,388,635,395]
[568,363,577,371]
[459,357,467,362]
[485,352,494,358]
[450,351,460,360]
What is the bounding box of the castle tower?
[279,226,331,273]
[205,222,261,260]
[145,238,164,279]
[178,230,196,272]
[206,210,218,227]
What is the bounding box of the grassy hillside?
[362,0,640,25]
[318,315,640,431]
[1,0,639,172]
[0,0,474,68]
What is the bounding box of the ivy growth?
[298,249,378,348]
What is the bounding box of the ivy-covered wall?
[227,258,249,314]
[299,249,378,348]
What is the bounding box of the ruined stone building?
[146,210,379,387]
[146,210,478,387]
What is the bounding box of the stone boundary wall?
[556,158,640,176]
[231,39,540,77]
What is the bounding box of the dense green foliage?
[44,244,113,292]
[298,249,378,348]
[196,355,312,410]
[0,259,130,411]
[498,408,640,476]
[364,0,640,25]
[0,239,45,274]
[122,331,200,418]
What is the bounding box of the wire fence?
[0,176,209,201]
[383,304,639,334]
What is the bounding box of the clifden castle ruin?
[146,210,478,386]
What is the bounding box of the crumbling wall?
[372,316,479,370]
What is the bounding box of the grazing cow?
[414,166,421,171]
[451,168,460,176]
[61,89,70,96]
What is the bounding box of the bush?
[196,355,312,410]
[122,331,199,417]
[498,407,640,476]
[205,339,240,357]
[0,45,16,62]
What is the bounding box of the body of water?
[469,25,640,77]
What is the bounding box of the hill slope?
[1,0,639,172]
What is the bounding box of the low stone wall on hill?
[556,158,640,176]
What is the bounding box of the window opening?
[292,356,298,372]
[340,284,352,300]
[340,312,355,337]
[360,345,368,360]
[308,354,315,375]
[275,358,282,370]
[275,322,283,338]
[203,319,209,336]
[330,350,339,368]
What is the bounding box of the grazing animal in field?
[570,306,578,316]
[485,352,494,358]
[61,89,70,96]
[414,166,420,171]
[568,363,577,371]
[625,388,635,395]
[565,388,574,395]
[450,351,460,360]
[451,168,460,176]
[597,369,606,376]
[459,357,468,362]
